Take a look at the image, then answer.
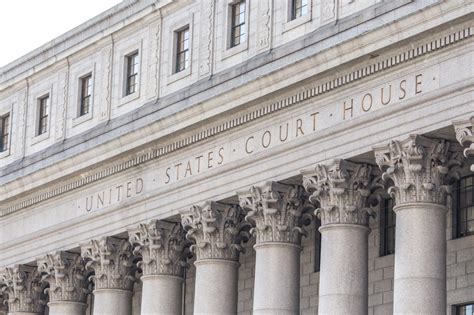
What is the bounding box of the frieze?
[1,26,472,217]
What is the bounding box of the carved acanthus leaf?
[80,237,135,290]
[37,251,89,303]
[0,265,45,313]
[128,220,189,277]
[181,201,249,261]
[238,182,313,245]
[374,135,464,205]
[453,117,474,172]
[302,159,375,226]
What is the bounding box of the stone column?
[81,236,136,315]
[374,135,463,315]
[128,220,188,315]
[302,160,375,315]
[181,201,249,315]
[37,252,89,315]
[238,182,311,315]
[0,265,45,315]
[454,116,474,171]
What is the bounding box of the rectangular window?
[125,52,139,96]
[0,113,10,152]
[456,303,474,315]
[291,0,309,20]
[175,27,190,73]
[230,1,246,48]
[314,218,322,272]
[380,198,396,256]
[79,74,92,116]
[37,95,49,136]
[457,175,474,237]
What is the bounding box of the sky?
[0,0,122,68]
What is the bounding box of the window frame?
[0,113,11,153]
[174,26,190,74]
[290,0,309,20]
[314,217,322,272]
[456,175,474,238]
[230,0,246,48]
[283,0,312,33]
[222,0,250,59]
[37,94,50,136]
[125,51,140,96]
[79,73,93,117]
[380,197,396,256]
[455,302,474,315]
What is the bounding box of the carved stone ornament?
[37,251,89,303]
[238,181,312,245]
[302,159,377,226]
[181,201,250,261]
[454,116,474,171]
[80,237,136,291]
[0,265,45,313]
[128,220,188,277]
[0,292,7,313]
[374,134,464,205]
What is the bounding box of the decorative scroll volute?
[181,201,249,261]
[238,181,312,245]
[454,117,474,172]
[374,135,464,205]
[80,237,135,291]
[0,265,45,313]
[37,251,89,303]
[128,220,188,277]
[302,159,376,226]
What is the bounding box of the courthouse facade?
[0,0,473,314]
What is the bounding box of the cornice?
[1,26,472,217]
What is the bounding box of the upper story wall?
[0,0,398,169]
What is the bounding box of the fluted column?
[37,252,89,315]
[0,265,45,315]
[81,236,135,315]
[454,116,474,171]
[128,220,188,315]
[181,201,248,315]
[375,135,463,315]
[238,182,311,315]
[302,160,375,315]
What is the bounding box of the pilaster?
[454,116,474,171]
[37,251,89,303]
[0,265,45,313]
[181,201,249,261]
[80,236,135,291]
[238,181,311,245]
[128,220,188,277]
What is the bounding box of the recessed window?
[456,303,474,315]
[291,0,309,20]
[380,197,396,256]
[175,27,190,73]
[79,74,92,116]
[230,1,246,48]
[37,95,49,136]
[0,113,10,152]
[125,52,139,96]
[314,218,322,272]
[457,175,474,238]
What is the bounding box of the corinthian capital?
[81,237,135,290]
[37,251,89,303]
[238,181,312,245]
[128,220,188,277]
[301,159,376,226]
[0,293,6,314]
[181,201,249,261]
[374,135,464,205]
[0,265,45,313]
[454,117,474,171]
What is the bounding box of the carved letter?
[136,178,143,194]
[185,161,193,177]
[381,85,392,105]
[165,167,171,184]
[245,136,255,154]
[262,131,271,148]
[311,112,319,131]
[399,79,406,100]
[361,93,373,112]
[296,119,304,137]
[343,99,353,120]
[415,74,422,94]
[208,151,214,169]
[218,147,224,165]
[280,123,289,142]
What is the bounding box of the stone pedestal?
[47,301,87,315]
[239,181,310,315]
[392,202,447,314]
[253,243,301,314]
[128,220,188,315]
[194,259,239,315]
[181,201,248,315]
[93,289,133,315]
[318,224,369,314]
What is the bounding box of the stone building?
[0,0,473,314]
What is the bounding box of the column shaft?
[253,243,301,315]
[47,302,87,315]
[393,203,446,315]
[140,275,183,315]
[93,289,133,315]
[194,260,239,315]
[318,224,369,315]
